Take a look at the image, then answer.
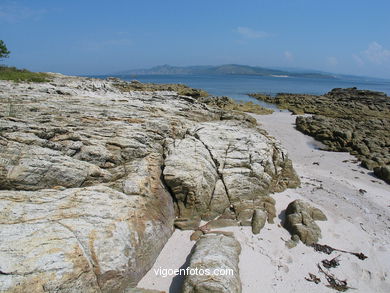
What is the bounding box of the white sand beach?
[138,111,390,293]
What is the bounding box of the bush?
[0,66,50,83]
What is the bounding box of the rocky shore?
[250,88,390,184]
[0,74,300,292]
[1,75,389,292]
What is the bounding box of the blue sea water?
[100,74,390,106]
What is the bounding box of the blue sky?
[1,0,390,78]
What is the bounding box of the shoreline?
[138,111,390,293]
[1,75,389,292]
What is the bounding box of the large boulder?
[0,75,224,292]
[182,234,242,293]
[164,120,300,225]
[374,165,390,184]
[283,199,327,245]
[0,155,175,292]
[0,74,301,291]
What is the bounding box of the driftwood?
[311,243,368,260]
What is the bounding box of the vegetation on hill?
[118,64,336,79]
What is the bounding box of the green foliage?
[0,40,10,59]
[0,66,50,83]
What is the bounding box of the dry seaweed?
[322,255,341,269]
[311,243,368,260]
[317,264,353,292]
[312,243,334,254]
[305,273,321,284]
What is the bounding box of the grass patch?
[0,66,50,83]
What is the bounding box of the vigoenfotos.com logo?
[154,267,234,278]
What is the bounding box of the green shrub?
[0,66,50,83]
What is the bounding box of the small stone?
[251,209,267,234]
[190,230,204,241]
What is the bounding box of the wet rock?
[284,200,327,245]
[182,234,242,293]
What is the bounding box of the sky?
[1,0,390,78]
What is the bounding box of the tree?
[0,40,10,60]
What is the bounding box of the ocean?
[99,74,390,106]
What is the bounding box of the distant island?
[115,64,337,79]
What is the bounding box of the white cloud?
[0,2,46,23]
[234,27,269,39]
[363,42,390,64]
[327,56,338,66]
[284,51,294,62]
[352,42,390,67]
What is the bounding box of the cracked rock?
[164,120,300,225]
[284,199,327,245]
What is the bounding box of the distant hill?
[116,64,336,79]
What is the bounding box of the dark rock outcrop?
[251,88,390,184]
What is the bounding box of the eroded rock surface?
[164,120,300,227]
[0,75,219,292]
[0,74,299,292]
[182,234,242,293]
[284,199,327,245]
